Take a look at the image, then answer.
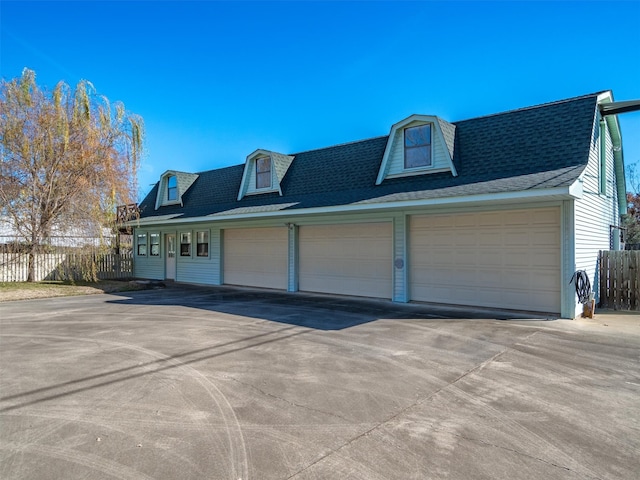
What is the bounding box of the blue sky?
[2,1,639,199]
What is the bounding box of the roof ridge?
[454,91,606,123]
[289,134,388,156]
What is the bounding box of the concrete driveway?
[1,285,638,479]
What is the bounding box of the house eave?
[132,186,578,227]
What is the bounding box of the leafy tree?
[0,68,144,281]
[624,162,640,245]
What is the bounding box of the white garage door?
[299,223,392,298]
[223,227,288,290]
[410,208,561,313]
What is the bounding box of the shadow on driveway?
[105,283,555,330]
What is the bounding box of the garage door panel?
[410,207,560,313]
[532,229,559,245]
[224,227,288,290]
[478,231,502,244]
[504,231,529,245]
[454,214,478,228]
[454,251,479,266]
[531,209,559,224]
[299,223,392,299]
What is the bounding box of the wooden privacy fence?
[598,250,640,310]
[0,252,133,282]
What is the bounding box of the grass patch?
[0,280,147,302]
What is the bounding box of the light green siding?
[174,227,220,285]
[243,159,278,196]
[133,228,164,279]
[287,224,299,292]
[392,213,408,302]
[386,120,452,176]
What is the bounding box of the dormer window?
[256,156,272,189]
[167,175,178,201]
[404,124,432,169]
[154,170,199,210]
[237,150,294,200]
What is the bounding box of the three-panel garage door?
[409,207,561,313]
[299,223,393,298]
[223,227,288,290]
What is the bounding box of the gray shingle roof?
[138,93,599,220]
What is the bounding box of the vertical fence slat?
[598,250,640,311]
[599,251,606,308]
[631,252,638,310]
[1,252,133,283]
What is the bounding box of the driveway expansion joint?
[439,429,604,480]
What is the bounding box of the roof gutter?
[598,94,629,216]
[606,115,627,216]
[128,185,579,227]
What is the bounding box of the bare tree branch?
[1,68,144,280]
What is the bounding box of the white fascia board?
[568,179,583,198]
[237,162,251,201]
[136,186,577,226]
[597,91,613,104]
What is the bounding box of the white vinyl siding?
[387,121,451,176]
[574,114,619,313]
[223,227,288,289]
[299,223,392,298]
[409,208,561,313]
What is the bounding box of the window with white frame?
[404,124,432,169]
[150,233,160,256]
[256,156,272,189]
[180,232,191,256]
[167,175,178,201]
[196,231,209,257]
[137,233,147,256]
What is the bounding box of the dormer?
[237,149,295,201]
[376,115,457,185]
[155,170,199,210]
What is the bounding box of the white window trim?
[386,167,451,179]
[403,124,433,170]
[167,175,178,201]
[179,231,192,257]
[255,156,272,190]
[149,232,161,257]
[136,232,147,257]
[196,229,210,258]
[375,114,457,185]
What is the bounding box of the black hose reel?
[570,270,595,317]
